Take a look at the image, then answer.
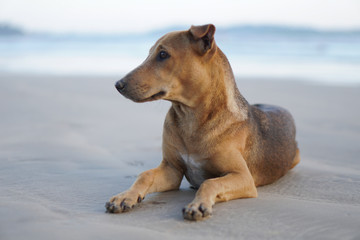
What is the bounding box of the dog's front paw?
[182,201,212,221]
[105,191,144,213]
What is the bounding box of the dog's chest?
[180,153,206,188]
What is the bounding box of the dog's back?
[245,104,299,186]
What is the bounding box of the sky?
[0,0,360,33]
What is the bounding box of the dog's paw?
[182,202,212,221]
[105,191,144,213]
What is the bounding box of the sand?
[0,72,359,240]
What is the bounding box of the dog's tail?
[290,148,300,169]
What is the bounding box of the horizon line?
[1,21,360,36]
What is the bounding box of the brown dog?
[106,24,300,221]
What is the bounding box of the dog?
[106,24,300,221]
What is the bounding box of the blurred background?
[0,0,360,85]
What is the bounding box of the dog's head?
[115,24,217,107]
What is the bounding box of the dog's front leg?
[183,153,257,220]
[106,161,183,213]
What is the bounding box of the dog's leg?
[106,161,183,213]
[183,153,257,220]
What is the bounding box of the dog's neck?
[215,48,249,120]
[170,47,249,129]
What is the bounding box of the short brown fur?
[106,24,300,220]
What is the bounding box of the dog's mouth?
[136,91,167,103]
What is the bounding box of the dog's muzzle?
[115,79,126,93]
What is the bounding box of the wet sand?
[0,73,359,239]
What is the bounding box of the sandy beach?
[0,72,359,240]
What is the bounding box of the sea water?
[0,27,359,85]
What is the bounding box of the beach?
[0,72,360,240]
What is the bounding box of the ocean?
[1,26,360,85]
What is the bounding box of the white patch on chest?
[180,153,206,188]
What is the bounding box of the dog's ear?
[189,24,216,54]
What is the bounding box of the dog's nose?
[115,79,126,91]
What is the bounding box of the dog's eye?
[158,51,170,60]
